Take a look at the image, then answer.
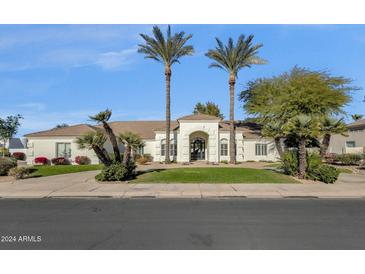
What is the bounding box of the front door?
[190,138,206,161]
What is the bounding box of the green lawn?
[29,164,103,178]
[132,167,298,184]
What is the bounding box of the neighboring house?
[328,118,365,154]
[24,113,280,165]
[0,138,27,155]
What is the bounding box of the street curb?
[1,195,365,199]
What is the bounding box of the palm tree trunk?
[165,66,171,164]
[320,134,331,159]
[298,137,307,179]
[229,73,236,164]
[274,137,284,159]
[124,145,132,164]
[93,145,112,166]
[102,122,121,163]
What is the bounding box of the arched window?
[161,139,166,156]
[220,138,228,156]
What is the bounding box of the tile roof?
[25,120,263,139]
[24,124,98,137]
[177,113,222,121]
[347,118,365,129]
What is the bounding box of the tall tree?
[351,114,363,121]
[138,25,194,164]
[0,114,23,158]
[240,67,356,179]
[193,101,224,119]
[76,131,112,166]
[118,132,144,164]
[89,109,121,163]
[319,116,348,158]
[206,35,266,163]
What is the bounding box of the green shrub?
[95,161,136,182]
[8,167,31,180]
[220,160,229,164]
[0,157,17,176]
[306,152,322,174]
[307,164,340,184]
[281,150,299,176]
[335,154,362,165]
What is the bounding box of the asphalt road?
[0,198,365,249]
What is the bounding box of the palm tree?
[319,117,348,158]
[351,114,363,121]
[118,132,144,164]
[138,25,194,163]
[89,109,121,163]
[76,131,112,166]
[262,121,285,159]
[206,35,266,164]
[284,115,320,179]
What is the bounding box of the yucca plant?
[118,131,144,164]
[89,109,121,163]
[76,131,111,166]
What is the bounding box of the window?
[161,139,166,156]
[170,142,177,156]
[255,143,267,156]
[137,146,144,155]
[220,139,228,156]
[56,143,71,158]
[346,141,356,148]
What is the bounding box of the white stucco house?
[24,113,280,165]
[328,118,365,154]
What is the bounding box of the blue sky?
[0,24,364,137]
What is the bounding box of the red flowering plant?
[75,156,91,165]
[12,152,26,161]
[34,156,49,165]
[51,157,70,165]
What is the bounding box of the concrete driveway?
[0,170,365,199]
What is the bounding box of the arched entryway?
[189,131,208,161]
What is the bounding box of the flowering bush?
[51,157,70,165]
[75,156,91,165]
[12,152,26,161]
[34,156,49,165]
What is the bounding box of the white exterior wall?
[26,137,100,165]
[243,139,280,162]
[328,129,365,154]
[178,120,219,163]
[142,139,155,159]
[154,132,177,162]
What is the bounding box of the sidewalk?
[0,171,365,199]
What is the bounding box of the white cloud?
[95,47,137,70]
[17,102,46,111]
